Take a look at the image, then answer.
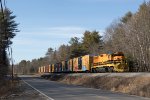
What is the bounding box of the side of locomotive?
[92,52,128,72]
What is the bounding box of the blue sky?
[7,0,145,63]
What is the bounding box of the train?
[38,52,129,73]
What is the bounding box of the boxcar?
[45,65,50,73]
[51,64,55,73]
[41,66,43,73]
[57,62,62,72]
[62,60,69,72]
[73,57,82,72]
[68,59,73,72]
[38,67,41,73]
[48,65,51,72]
[81,55,93,72]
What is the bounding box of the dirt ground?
[42,73,150,98]
[0,80,48,100]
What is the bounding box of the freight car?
[38,52,128,73]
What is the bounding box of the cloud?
[13,26,104,45]
[21,26,104,36]
[13,26,105,48]
[21,26,86,35]
[12,26,104,63]
[13,26,86,46]
[47,27,86,33]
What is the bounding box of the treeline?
[0,9,18,78]
[15,31,102,74]
[103,2,150,71]
[16,1,150,74]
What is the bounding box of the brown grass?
[0,77,20,98]
[46,73,150,98]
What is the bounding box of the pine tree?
[0,9,19,77]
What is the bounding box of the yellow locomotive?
[92,52,128,72]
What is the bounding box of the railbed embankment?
[41,73,150,98]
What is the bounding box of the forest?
[15,1,150,74]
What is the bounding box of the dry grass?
[0,76,21,98]
[1,79,49,100]
[45,73,150,98]
[0,80,11,96]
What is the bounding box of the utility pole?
[11,47,13,80]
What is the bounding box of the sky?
[6,0,146,64]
